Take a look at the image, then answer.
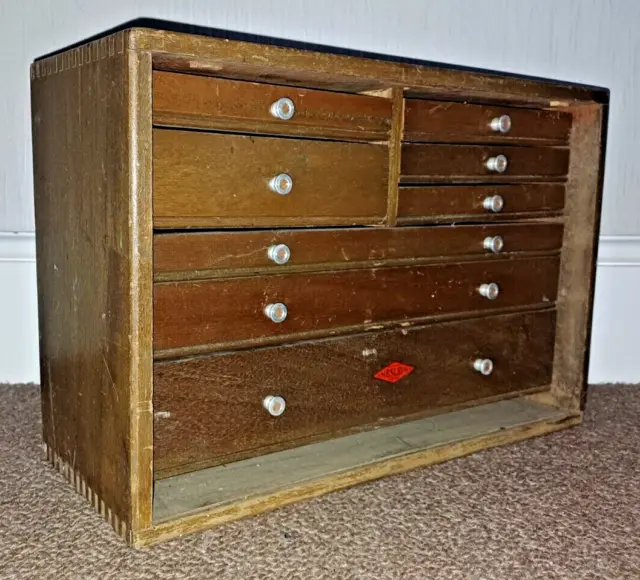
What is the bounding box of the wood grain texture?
[153,310,556,477]
[31,48,153,535]
[400,144,570,182]
[153,129,388,228]
[153,223,564,279]
[141,400,580,545]
[385,88,405,225]
[153,256,560,354]
[152,70,392,140]
[404,99,572,145]
[397,183,565,223]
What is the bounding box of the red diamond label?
[374,362,415,384]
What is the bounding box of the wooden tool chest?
[31,23,608,546]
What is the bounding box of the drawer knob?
[490,115,512,133]
[473,358,494,376]
[268,244,291,265]
[478,282,500,300]
[270,97,295,120]
[264,302,288,323]
[483,235,504,254]
[486,154,508,173]
[269,173,293,195]
[483,194,504,213]
[263,395,286,416]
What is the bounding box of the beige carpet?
[1,384,638,580]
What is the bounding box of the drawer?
[400,144,570,182]
[404,99,572,145]
[153,71,393,141]
[397,184,565,223]
[153,309,556,477]
[153,130,388,228]
[154,223,564,279]
[153,256,560,354]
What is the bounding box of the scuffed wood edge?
[31,32,130,79]
[45,444,129,541]
[133,410,581,547]
[127,49,155,536]
[386,88,405,226]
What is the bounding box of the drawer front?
[400,144,570,182]
[153,310,556,477]
[153,130,389,228]
[404,99,572,145]
[153,256,560,354]
[153,71,392,141]
[397,184,565,223]
[154,223,564,278]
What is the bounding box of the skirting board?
[0,233,639,384]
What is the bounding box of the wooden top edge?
[30,22,610,104]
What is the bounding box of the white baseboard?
[1,233,639,385]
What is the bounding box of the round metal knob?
[269,173,293,195]
[264,302,288,323]
[270,97,295,120]
[490,115,512,133]
[267,244,291,265]
[483,236,504,254]
[474,358,494,376]
[483,195,504,213]
[486,154,508,173]
[263,395,286,416]
[478,283,500,300]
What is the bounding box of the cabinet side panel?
[32,46,145,533]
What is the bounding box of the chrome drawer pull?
[486,154,508,173]
[478,283,500,300]
[483,235,504,254]
[483,195,504,213]
[270,97,295,120]
[269,173,293,195]
[263,395,286,416]
[490,115,512,133]
[264,302,288,323]
[473,358,494,376]
[268,244,291,265]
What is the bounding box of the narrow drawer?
[153,256,560,354]
[397,184,565,223]
[404,99,572,145]
[153,71,392,141]
[153,310,556,478]
[400,144,570,182]
[153,130,388,228]
[154,223,564,279]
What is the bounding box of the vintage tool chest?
[31,23,608,546]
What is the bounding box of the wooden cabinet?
[31,23,608,547]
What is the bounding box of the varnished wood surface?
[400,144,570,182]
[32,48,154,534]
[153,129,388,228]
[397,183,565,223]
[404,99,572,145]
[152,71,392,140]
[153,310,556,477]
[153,223,564,280]
[153,256,560,353]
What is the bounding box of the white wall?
[1,0,639,383]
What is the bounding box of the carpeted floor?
[0,384,638,580]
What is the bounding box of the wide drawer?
[153,310,556,478]
[397,184,565,223]
[404,99,572,145]
[400,144,570,182]
[154,223,564,279]
[153,129,389,228]
[152,71,392,141]
[153,256,560,355]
